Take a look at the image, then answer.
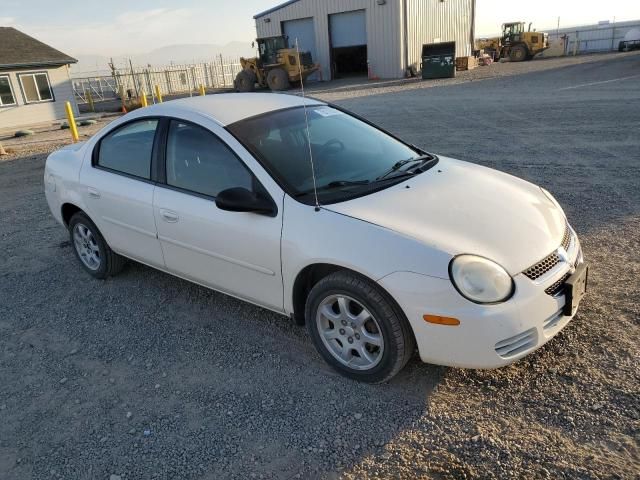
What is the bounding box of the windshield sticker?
[314,107,343,117]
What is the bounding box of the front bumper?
[378,234,585,369]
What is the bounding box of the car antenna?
[295,38,320,212]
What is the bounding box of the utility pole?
[129,58,139,97]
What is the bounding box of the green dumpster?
[421,42,456,79]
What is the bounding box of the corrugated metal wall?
[547,20,640,54]
[255,0,404,80]
[405,0,474,70]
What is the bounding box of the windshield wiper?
[375,155,432,181]
[318,180,370,190]
[295,179,370,196]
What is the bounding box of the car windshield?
[227,106,435,204]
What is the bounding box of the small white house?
[254,0,475,80]
[0,27,78,131]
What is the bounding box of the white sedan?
[44,93,588,383]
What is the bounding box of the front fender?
[281,196,451,314]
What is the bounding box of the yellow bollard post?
[199,84,206,96]
[64,101,79,143]
[140,90,148,107]
[154,84,163,103]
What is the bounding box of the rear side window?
[165,120,252,197]
[98,119,158,179]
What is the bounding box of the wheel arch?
[61,202,84,227]
[290,263,410,332]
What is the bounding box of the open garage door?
[283,18,318,81]
[329,10,367,79]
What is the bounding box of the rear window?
[97,120,158,179]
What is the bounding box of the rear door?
[153,118,284,311]
[80,118,165,268]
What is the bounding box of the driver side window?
[165,120,252,197]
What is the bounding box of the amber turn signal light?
[423,314,460,326]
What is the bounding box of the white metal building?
[546,19,640,55]
[254,0,475,80]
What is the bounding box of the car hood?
[324,156,565,275]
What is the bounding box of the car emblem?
[557,247,575,274]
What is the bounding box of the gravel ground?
[0,52,639,479]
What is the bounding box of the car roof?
[143,92,325,126]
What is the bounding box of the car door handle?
[87,187,101,199]
[160,209,179,223]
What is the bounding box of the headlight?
[449,255,514,304]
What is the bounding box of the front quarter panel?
[281,195,452,314]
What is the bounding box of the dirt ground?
[0,52,639,479]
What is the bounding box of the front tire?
[266,68,290,91]
[305,271,415,383]
[69,212,125,279]
[509,44,528,62]
[235,70,256,92]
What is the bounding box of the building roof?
[139,93,325,126]
[254,0,302,19]
[0,27,77,69]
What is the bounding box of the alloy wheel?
[316,294,385,370]
[73,223,101,271]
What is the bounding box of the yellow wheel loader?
[235,36,319,92]
[476,22,549,62]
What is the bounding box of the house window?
[0,75,17,106]
[19,72,54,103]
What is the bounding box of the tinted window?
[0,76,16,106]
[166,120,252,197]
[98,119,158,179]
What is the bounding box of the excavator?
[476,22,549,62]
[235,35,319,92]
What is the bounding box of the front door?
[153,119,283,311]
[80,118,165,268]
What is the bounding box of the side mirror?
[215,187,276,216]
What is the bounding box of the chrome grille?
[560,223,572,251]
[522,222,572,281]
[523,251,561,280]
[545,273,570,296]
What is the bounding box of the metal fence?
[547,20,640,55]
[72,56,243,104]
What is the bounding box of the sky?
[2,0,640,56]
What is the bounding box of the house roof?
[0,27,77,69]
[254,0,302,19]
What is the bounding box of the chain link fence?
[72,57,243,105]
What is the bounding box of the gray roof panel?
[0,27,77,68]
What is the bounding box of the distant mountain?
[71,41,255,76]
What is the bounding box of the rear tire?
[305,271,415,383]
[235,70,256,92]
[509,44,528,62]
[266,68,290,91]
[69,212,125,279]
